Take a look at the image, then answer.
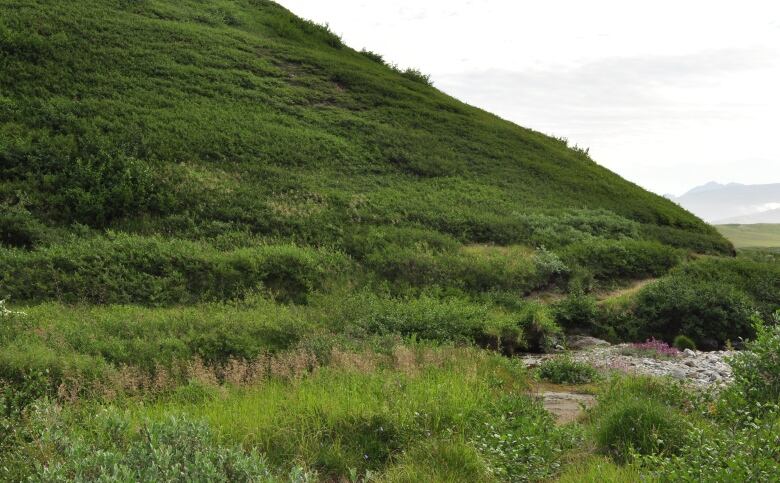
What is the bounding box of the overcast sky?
[277,0,780,196]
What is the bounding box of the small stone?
[670,368,688,379]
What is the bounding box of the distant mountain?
[669,182,780,224]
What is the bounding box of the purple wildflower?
[630,338,680,357]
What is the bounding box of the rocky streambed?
[522,337,735,389]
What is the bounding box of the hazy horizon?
[277,0,780,197]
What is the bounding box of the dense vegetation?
[1,0,778,481]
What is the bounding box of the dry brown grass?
[40,346,482,404]
[328,347,379,373]
[392,345,419,375]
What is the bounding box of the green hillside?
[1,0,726,253]
[716,224,780,248]
[1,1,778,481]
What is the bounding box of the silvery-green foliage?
[640,408,780,482]
[30,405,312,482]
[724,311,780,413]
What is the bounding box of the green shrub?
[382,438,494,483]
[516,302,563,353]
[632,278,755,349]
[33,408,280,482]
[0,205,51,248]
[478,296,562,352]
[328,292,520,346]
[641,224,734,256]
[641,413,780,482]
[359,49,385,65]
[673,257,780,316]
[561,239,681,282]
[400,68,432,86]
[553,291,598,331]
[0,234,348,305]
[722,312,780,413]
[26,147,175,226]
[595,376,694,413]
[521,210,640,248]
[344,225,459,260]
[538,356,598,384]
[595,398,687,462]
[473,395,582,481]
[672,335,696,351]
[361,242,566,294]
[1,369,49,418]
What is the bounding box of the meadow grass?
[716,223,780,248]
[2,346,577,481]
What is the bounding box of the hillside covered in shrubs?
[1,1,779,481]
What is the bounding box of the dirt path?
[538,391,596,424]
[528,383,597,425]
[594,277,657,302]
[526,278,658,305]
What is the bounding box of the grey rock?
[566,336,611,350]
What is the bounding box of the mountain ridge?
[669,182,780,223]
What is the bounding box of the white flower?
[0,299,26,318]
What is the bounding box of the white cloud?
[278,0,780,195]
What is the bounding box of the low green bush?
[553,291,598,331]
[632,278,755,349]
[359,49,385,65]
[0,301,309,386]
[27,407,287,482]
[361,242,567,294]
[672,335,696,351]
[26,147,176,226]
[595,375,695,412]
[673,257,780,316]
[0,205,51,248]
[399,68,432,86]
[595,398,687,463]
[472,395,583,481]
[538,356,598,384]
[721,312,780,414]
[561,239,681,282]
[382,438,494,483]
[0,234,349,305]
[344,225,460,260]
[640,224,734,256]
[640,412,780,482]
[324,292,521,347]
[516,302,563,353]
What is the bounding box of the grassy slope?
[4,2,775,482]
[716,224,780,248]
[0,0,725,250]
